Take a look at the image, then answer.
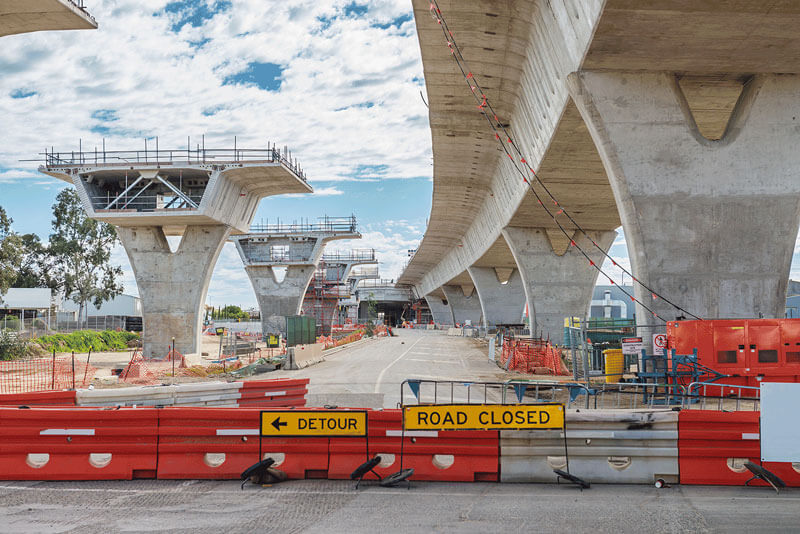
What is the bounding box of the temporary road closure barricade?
[501,410,679,484]
[328,409,500,482]
[0,407,158,480]
[237,378,309,408]
[679,410,800,487]
[157,407,329,479]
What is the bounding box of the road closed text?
[404,404,564,431]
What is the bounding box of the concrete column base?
[569,71,800,325]
[118,225,231,358]
[502,227,615,342]
[467,266,525,328]
[246,265,316,337]
[441,285,483,327]
[425,295,454,326]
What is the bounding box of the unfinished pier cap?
[40,145,312,357]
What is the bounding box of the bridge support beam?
[424,295,453,326]
[467,266,525,329]
[441,285,482,327]
[502,227,615,341]
[118,225,230,358]
[569,71,800,327]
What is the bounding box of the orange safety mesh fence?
[119,348,255,385]
[500,338,569,376]
[0,356,97,393]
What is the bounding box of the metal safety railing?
[322,249,376,263]
[249,215,357,234]
[38,146,307,182]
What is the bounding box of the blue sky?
[0,0,798,309]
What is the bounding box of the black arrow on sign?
[271,417,287,431]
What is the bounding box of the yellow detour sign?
[404,404,564,431]
[260,410,367,437]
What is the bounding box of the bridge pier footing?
[502,227,615,341]
[118,225,231,358]
[467,266,525,329]
[569,71,800,328]
[441,285,483,327]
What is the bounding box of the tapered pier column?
[502,227,615,341]
[467,266,525,328]
[425,294,454,326]
[118,225,229,357]
[569,72,800,327]
[441,284,482,327]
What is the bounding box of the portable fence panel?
[0,357,96,394]
[328,409,500,482]
[679,410,800,486]
[0,407,158,480]
[156,408,328,480]
[501,410,679,484]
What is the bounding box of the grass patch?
[35,330,140,353]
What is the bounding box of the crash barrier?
[679,410,800,487]
[499,338,568,376]
[500,410,678,484]
[0,355,96,394]
[0,390,77,406]
[328,409,500,482]
[0,407,159,480]
[156,408,329,479]
[288,343,325,369]
[0,378,309,409]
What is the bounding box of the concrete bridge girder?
[569,71,800,325]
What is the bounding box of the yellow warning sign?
[404,404,564,431]
[260,410,367,437]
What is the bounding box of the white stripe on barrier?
[742,432,760,440]
[265,391,287,397]
[216,429,259,436]
[40,429,96,436]
[386,430,438,438]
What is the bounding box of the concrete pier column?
[467,266,525,328]
[248,265,316,336]
[568,72,800,326]
[424,294,454,326]
[502,227,615,341]
[441,285,483,327]
[117,225,230,358]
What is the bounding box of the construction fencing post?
[71,351,75,389]
[51,350,56,389]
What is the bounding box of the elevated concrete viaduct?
[231,217,360,337]
[41,147,312,357]
[0,0,96,37]
[400,1,800,342]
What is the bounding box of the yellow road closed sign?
[404,404,564,431]
[260,410,367,437]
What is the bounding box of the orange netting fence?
[0,355,97,393]
[500,338,569,376]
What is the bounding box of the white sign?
[621,337,643,356]
[761,382,800,462]
[653,334,667,356]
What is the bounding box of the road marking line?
[374,336,425,393]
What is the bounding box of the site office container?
[667,319,800,390]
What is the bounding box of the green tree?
[47,189,123,326]
[13,233,56,289]
[0,207,23,301]
[220,305,248,320]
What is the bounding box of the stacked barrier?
[679,410,800,487]
[237,378,309,408]
[328,409,499,482]
[0,390,77,406]
[500,338,568,376]
[501,410,679,484]
[0,407,158,480]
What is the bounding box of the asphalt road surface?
[0,479,798,533]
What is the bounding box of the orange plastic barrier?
[0,407,158,480]
[156,408,328,480]
[679,410,800,487]
[237,378,309,408]
[0,390,77,407]
[328,409,499,482]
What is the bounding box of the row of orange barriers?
[499,338,568,376]
[0,406,500,482]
